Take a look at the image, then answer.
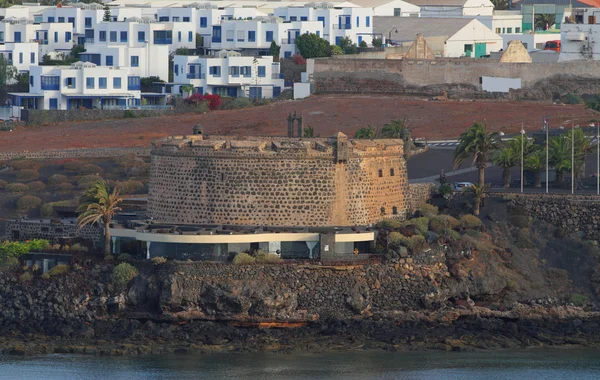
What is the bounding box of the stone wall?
[407,183,435,214]
[149,135,410,227]
[6,219,103,244]
[0,147,150,161]
[506,194,600,240]
[313,58,600,99]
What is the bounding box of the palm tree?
[566,127,593,181]
[454,121,500,187]
[181,84,194,97]
[354,125,379,139]
[509,134,539,159]
[77,180,123,257]
[549,135,571,186]
[535,14,556,30]
[303,126,314,138]
[381,118,407,139]
[466,183,490,216]
[525,151,545,188]
[491,0,509,10]
[492,147,516,188]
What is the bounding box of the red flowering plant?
[291,54,307,65]
[184,93,222,110]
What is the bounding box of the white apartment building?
[35,22,75,59]
[41,3,104,44]
[0,18,71,64]
[0,42,38,72]
[210,16,323,58]
[9,61,141,111]
[559,8,600,61]
[274,3,374,46]
[171,50,284,98]
[349,0,420,17]
[0,18,36,45]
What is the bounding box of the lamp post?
[544,116,549,193]
[597,122,599,195]
[572,120,575,195]
[388,27,398,45]
[521,123,525,193]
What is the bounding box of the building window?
[174,64,179,75]
[378,169,383,177]
[65,32,71,42]
[54,31,58,43]
[392,206,398,215]
[178,31,181,42]
[335,36,341,46]
[0,31,3,42]
[258,66,265,77]
[266,31,273,42]
[113,77,121,89]
[58,17,64,23]
[120,31,127,42]
[18,52,22,64]
[153,30,172,44]
[188,31,193,42]
[240,66,251,77]
[14,32,21,43]
[66,77,76,88]
[99,31,106,42]
[68,17,75,26]
[507,27,513,33]
[106,55,113,65]
[356,16,359,27]
[172,17,180,22]
[200,17,207,28]
[380,207,386,215]
[516,27,521,33]
[318,16,325,26]
[86,77,94,89]
[390,168,395,176]
[131,56,139,67]
[284,51,291,58]
[502,27,506,33]
[138,31,145,42]
[183,17,190,22]
[237,30,244,42]
[159,16,169,22]
[496,28,501,33]
[394,8,401,16]
[29,75,33,87]
[99,77,107,89]
[316,31,320,37]
[110,31,117,42]
[85,17,92,28]
[366,16,370,27]
[209,66,221,77]
[248,30,255,42]
[49,98,57,109]
[48,16,54,23]
[30,52,35,64]
[290,16,297,21]
[229,66,239,77]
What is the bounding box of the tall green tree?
[269,41,281,58]
[380,119,407,138]
[466,183,489,216]
[0,54,17,88]
[77,180,123,257]
[303,126,314,138]
[525,151,545,188]
[339,36,357,54]
[196,34,203,49]
[103,5,111,22]
[509,134,538,159]
[295,33,331,59]
[354,126,379,139]
[491,0,509,10]
[492,147,516,188]
[535,14,556,30]
[454,121,500,187]
[566,127,593,181]
[549,135,571,185]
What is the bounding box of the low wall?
[408,183,435,214]
[0,147,151,160]
[6,219,103,244]
[506,194,600,239]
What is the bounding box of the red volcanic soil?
[0,95,596,152]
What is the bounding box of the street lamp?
[521,124,525,193]
[388,27,398,45]
[543,116,549,193]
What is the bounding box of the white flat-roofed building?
[0,42,38,72]
[171,49,284,98]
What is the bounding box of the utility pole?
[572,120,575,194]
[521,122,524,193]
[545,116,549,194]
[597,122,599,195]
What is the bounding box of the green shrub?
[47,264,69,277]
[563,93,582,105]
[55,182,74,192]
[255,252,282,264]
[0,257,19,272]
[404,235,426,251]
[222,97,253,110]
[6,183,28,194]
[19,271,33,283]
[429,215,460,233]
[16,195,42,213]
[402,217,429,235]
[570,293,589,307]
[233,252,256,265]
[10,160,39,171]
[151,256,167,265]
[48,174,69,185]
[419,203,439,218]
[460,214,482,229]
[27,181,46,192]
[71,243,88,252]
[583,240,600,257]
[387,231,404,248]
[63,160,85,172]
[118,253,133,262]
[111,263,138,288]
[465,229,482,239]
[440,229,461,242]
[0,179,7,190]
[116,180,144,194]
[78,164,103,175]
[40,199,77,217]
[515,229,534,249]
[41,273,50,280]
[439,184,453,199]
[123,110,138,118]
[16,169,39,181]
[377,219,403,230]
[510,215,530,228]
[78,174,102,185]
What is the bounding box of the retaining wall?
[0,147,151,161]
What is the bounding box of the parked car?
[453,182,474,191]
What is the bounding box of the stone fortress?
[148,122,412,228]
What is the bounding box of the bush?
[233,252,256,265]
[419,203,439,218]
[118,253,133,262]
[16,195,42,213]
[510,214,530,228]
[111,263,138,288]
[55,182,75,192]
[403,217,429,235]
[27,181,46,192]
[16,169,39,181]
[19,271,33,283]
[429,215,460,233]
[255,251,282,264]
[116,180,144,194]
[78,174,102,185]
[78,164,103,175]
[47,264,69,277]
[570,293,589,307]
[6,183,28,194]
[563,93,582,105]
[184,93,221,110]
[71,243,88,252]
[151,256,167,265]
[222,97,253,110]
[439,184,453,199]
[64,160,88,172]
[0,179,7,190]
[48,174,69,185]
[465,229,482,239]
[387,231,404,248]
[388,232,425,252]
[41,273,50,280]
[123,110,138,118]
[439,229,461,242]
[460,214,482,229]
[10,160,39,171]
[515,229,534,249]
[377,219,403,230]
[40,199,77,217]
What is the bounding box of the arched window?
[392,206,398,215]
[378,169,383,177]
[390,168,395,176]
[380,206,386,215]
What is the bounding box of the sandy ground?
[0,95,596,152]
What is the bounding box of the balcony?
[211,37,221,43]
[41,76,60,91]
[154,38,172,45]
[272,73,284,79]
[333,24,352,30]
[85,38,94,44]
[281,38,295,44]
[31,39,48,45]
[187,73,206,79]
